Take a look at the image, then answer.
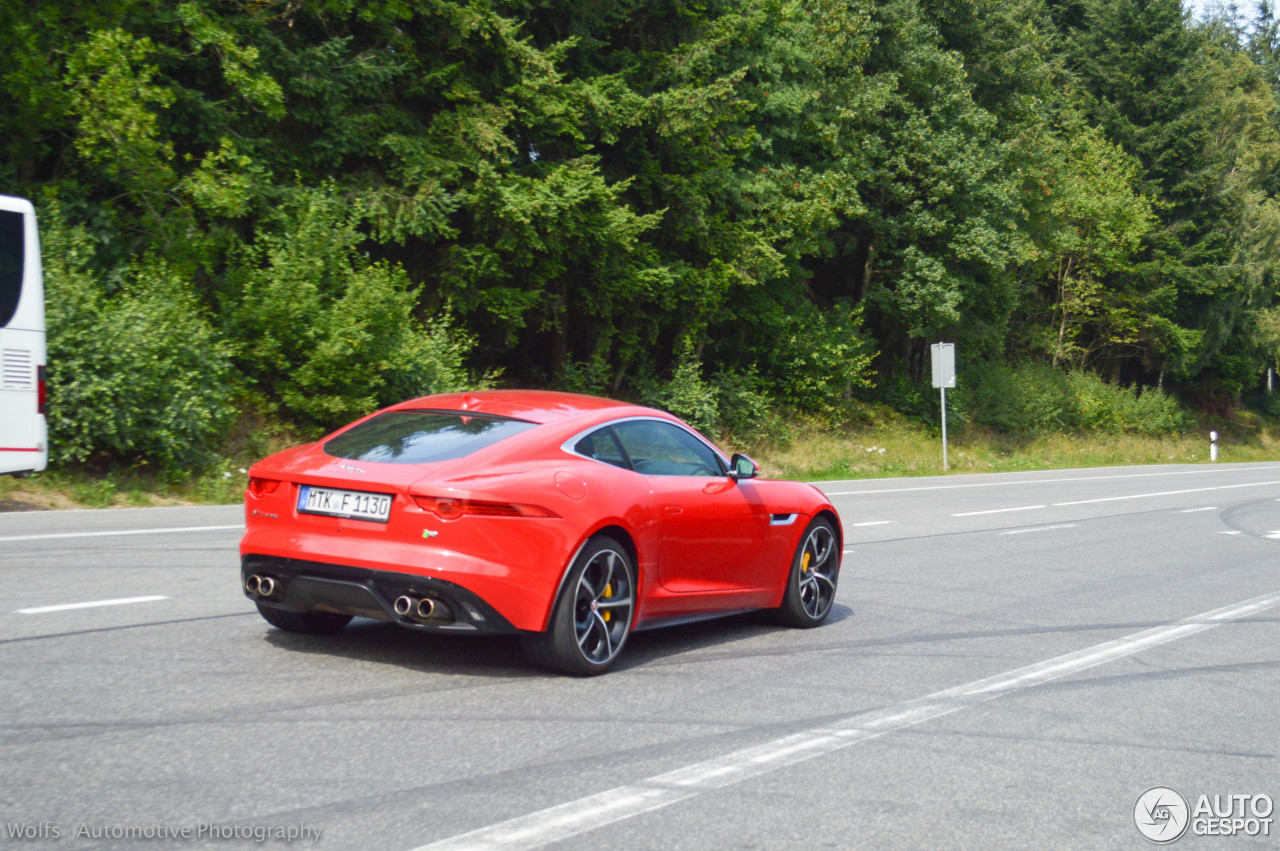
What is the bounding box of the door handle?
[664,505,683,514]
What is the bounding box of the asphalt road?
[2,462,1279,850]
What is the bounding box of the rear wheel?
[523,536,636,676]
[255,603,352,635]
[777,517,839,627]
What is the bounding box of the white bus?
[0,195,47,476]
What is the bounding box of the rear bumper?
[241,555,524,635]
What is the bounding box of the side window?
[574,427,631,470]
[0,210,23,328]
[613,421,724,477]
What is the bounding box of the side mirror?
[728,453,759,481]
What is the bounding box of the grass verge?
[739,406,1280,481]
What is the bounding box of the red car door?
[611,420,769,592]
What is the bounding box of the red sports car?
[241,390,843,674]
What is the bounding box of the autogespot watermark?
[1134,786,1274,844]
[4,822,322,844]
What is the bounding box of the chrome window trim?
[561,416,731,475]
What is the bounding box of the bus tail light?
[37,366,46,415]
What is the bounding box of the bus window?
[0,209,21,327]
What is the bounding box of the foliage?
[6,0,1280,471]
[639,356,722,435]
[963,361,1188,434]
[227,188,481,431]
[42,208,235,471]
[638,354,784,443]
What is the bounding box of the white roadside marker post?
[1210,430,1218,462]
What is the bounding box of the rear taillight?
[416,496,463,519]
[411,495,557,519]
[37,365,47,415]
[248,477,281,498]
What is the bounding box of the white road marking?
[851,521,892,527]
[1180,507,1218,513]
[1052,480,1280,507]
[1220,531,1243,535]
[1265,532,1280,540]
[1000,524,1078,536]
[410,588,1280,851]
[17,595,170,614]
[952,505,1045,517]
[817,465,1280,495]
[0,525,243,543]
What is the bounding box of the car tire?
[776,516,840,628]
[255,602,352,635]
[523,536,636,676]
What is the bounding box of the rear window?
[323,410,536,464]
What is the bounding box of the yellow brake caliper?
[801,552,812,574]
[602,583,613,622]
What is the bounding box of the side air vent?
[2,348,32,389]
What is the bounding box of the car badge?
[338,464,366,474]
[422,529,440,539]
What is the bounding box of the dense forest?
[4,0,1280,471]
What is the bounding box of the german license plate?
[297,485,393,523]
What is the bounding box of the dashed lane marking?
[0,525,243,543]
[953,505,1045,517]
[1000,524,1078,536]
[17,596,170,614]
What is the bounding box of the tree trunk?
[1053,255,1075,368]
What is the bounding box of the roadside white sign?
[931,343,955,389]
[931,343,955,470]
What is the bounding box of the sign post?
[931,343,956,472]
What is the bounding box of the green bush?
[964,361,1067,432]
[558,356,615,398]
[763,301,877,413]
[964,361,1187,434]
[637,356,786,443]
[639,356,721,435]
[711,369,785,442]
[43,212,235,472]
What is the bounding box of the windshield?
[322,410,536,464]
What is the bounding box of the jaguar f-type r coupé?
[240,390,842,674]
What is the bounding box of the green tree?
[227,188,479,429]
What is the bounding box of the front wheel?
[776,517,840,627]
[523,536,636,676]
